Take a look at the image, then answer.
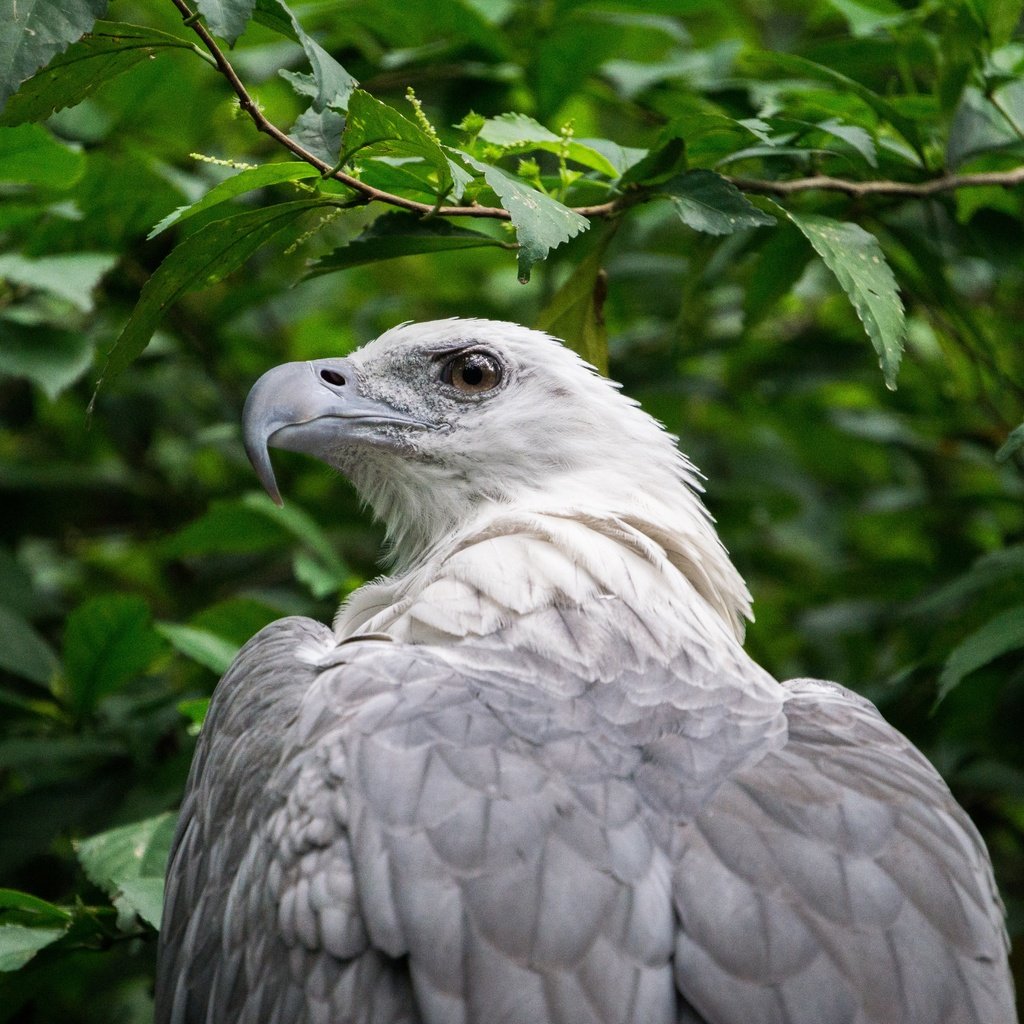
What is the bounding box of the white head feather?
[327,319,752,639]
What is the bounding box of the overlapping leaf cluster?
[0,0,1022,1018]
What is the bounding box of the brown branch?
[731,166,1024,198]
[170,0,1024,218]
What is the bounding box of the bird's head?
[244,318,751,634]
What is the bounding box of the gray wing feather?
[671,677,1015,1024]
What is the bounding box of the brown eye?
[441,351,502,394]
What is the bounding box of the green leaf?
[62,595,166,715]
[97,199,330,390]
[196,0,256,44]
[259,0,356,111]
[821,0,907,37]
[0,22,196,127]
[156,623,239,675]
[164,498,291,558]
[785,211,905,389]
[0,889,71,924]
[0,606,58,685]
[148,162,324,239]
[75,813,175,929]
[288,105,345,164]
[0,924,67,972]
[0,252,116,311]
[342,90,454,197]
[479,113,622,178]
[660,170,776,235]
[0,322,95,400]
[178,697,210,727]
[535,229,614,374]
[460,153,588,281]
[744,223,812,329]
[307,212,509,277]
[241,491,347,575]
[938,604,1024,700]
[619,136,687,186]
[0,123,85,189]
[741,51,924,160]
[996,422,1024,463]
[0,0,109,109]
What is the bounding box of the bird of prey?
[156,318,1016,1024]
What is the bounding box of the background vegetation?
[1,0,1023,1019]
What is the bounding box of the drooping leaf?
[661,170,776,236]
[148,162,324,239]
[0,924,67,972]
[341,90,455,197]
[288,104,346,164]
[938,604,1024,701]
[0,0,109,109]
[155,623,240,675]
[741,51,924,160]
[0,607,58,685]
[196,0,257,44]
[257,0,356,111]
[0,123,85,189]
[0,252,117,310]
[0,22,195,127]
[0,322,95,400]
[307,212,509,277]
[786,211,905,389]
[535,229,614,374]
[62,595,166,715]
[744,223,812,329]
[460,153,589,282]
[97,199,331,390]
[75,812,175,929]
[479,113,622,178]
[240,491,347,575]
[178,697,210,728]
[996,422,1024,463]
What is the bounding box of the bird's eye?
[441,351,502,394]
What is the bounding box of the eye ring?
[440,351,503,395]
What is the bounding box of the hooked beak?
[242,359,430,505]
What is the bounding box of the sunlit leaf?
[287,104,346,164]
[156,623,239,675]
[786,210,905,389]
[341,90,454,197]
[479,113,622,178]
[459,153,588,281]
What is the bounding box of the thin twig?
[169,0,1024,217]
[732,167,1024,198]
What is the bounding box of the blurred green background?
[1,0,1023,1019]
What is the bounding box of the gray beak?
[242,358,428,505]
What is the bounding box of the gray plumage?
[157,319,1015,1024]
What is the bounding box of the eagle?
[156,318,1016,1024]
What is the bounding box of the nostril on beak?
[320,369,346,386]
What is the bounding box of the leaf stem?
[168,0,1024,216]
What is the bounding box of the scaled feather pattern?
[157,319,1016,1024]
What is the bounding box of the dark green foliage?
[0,0,1022,1019]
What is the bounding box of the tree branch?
[169,0,1024,218]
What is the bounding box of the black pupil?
[321,369,345,385]
[461,361,485,386]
